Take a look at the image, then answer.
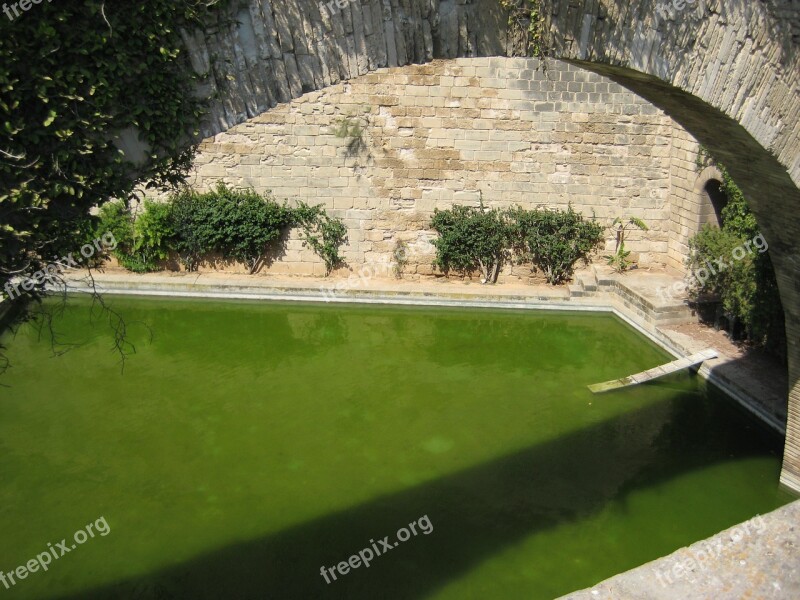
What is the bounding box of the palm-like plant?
[607,216,648,273]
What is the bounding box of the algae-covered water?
[0,297,791,599]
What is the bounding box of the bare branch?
[100,2,113,37]
[1,268,149,379]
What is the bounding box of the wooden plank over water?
[588,349,718,393]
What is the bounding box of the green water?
[0,297,791,599]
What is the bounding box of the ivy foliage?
[1,0,225,300]
[688,167,785,355]
[499,0,548,57]
[99,185,348,276]
[431,204,602,285]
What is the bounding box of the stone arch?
[176,0,800,493]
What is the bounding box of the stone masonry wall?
[179,57,701,279]
[667,127,703,272]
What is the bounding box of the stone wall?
[181,57,706,279]
[180,0,506,138]
[173,0,800,494]
[666,127,702,272]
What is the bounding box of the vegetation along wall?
[169,57,709,280]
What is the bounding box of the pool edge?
[50,275,786,436]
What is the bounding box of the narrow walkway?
[588,348,718,393]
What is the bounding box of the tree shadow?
[56,387,781,600]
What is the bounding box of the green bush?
[431,204,513,283]
[99,185,348,276]
[688,225,756,315]
[203,185,293,274]
[97,201,134,253]
[687,167,785,355]
[430,204,602,285]
[169,190,218,271]
[510,206,603,284]
[134,200,174,267]
[97,199,173,273]
[97,201,148,272]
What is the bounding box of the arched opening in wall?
[701,178,727,227]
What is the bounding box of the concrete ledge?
[559,500,800,600]
[54,270,783,440]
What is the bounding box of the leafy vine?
[499,0,549,58]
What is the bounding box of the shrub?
[169,190,218,271]
[97,202,134,253]
[98,199,176,273]
[509,206,604,284]
[204,185,293,274]
[133,200,175,268]
[688,225,756,316]
[100,186,348,276]
[97,201,146,271]
[430,204,603,285]
[687,168,785,355]
[431,204,513,283]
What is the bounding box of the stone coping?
[56,269,784,435]
[559,500,800,600]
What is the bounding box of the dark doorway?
[701,178,727,227]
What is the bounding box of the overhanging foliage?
[1,0,224,301]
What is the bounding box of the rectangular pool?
[0,297,791,599]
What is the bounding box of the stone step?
[567,284,586,297]
[575,271,598,292]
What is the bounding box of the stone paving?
[560,501,800,600]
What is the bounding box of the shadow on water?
[56,387,783,600]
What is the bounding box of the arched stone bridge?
[181,0,800,493]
